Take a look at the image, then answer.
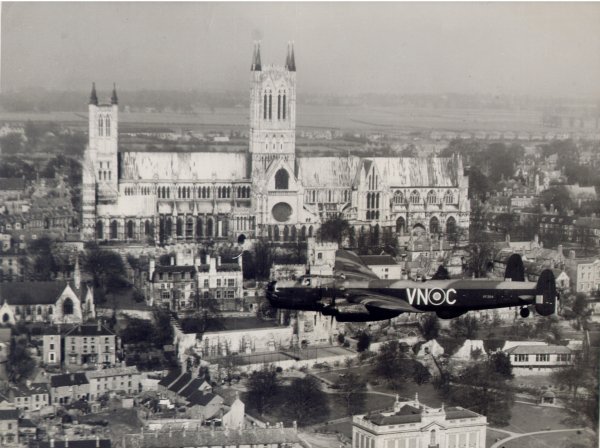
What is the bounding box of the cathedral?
[81,43,470,245]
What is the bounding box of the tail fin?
[535,269,556,316]
[505,254,525,281]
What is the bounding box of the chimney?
[206,254,211,266]
[97,320,102,332]
[170,256,175,266]
[50,440,55,448]
[65,436,69,448]
[558,244,564,257]
[194,257,201,268]
[26,379,32,388]
[217,255,222,267]
[210,257,217,273]
[569,250,576,260]
[96,436,101,448]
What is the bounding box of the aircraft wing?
[346,290,423,313]
[334,250,380,281]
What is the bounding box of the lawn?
[79,407,142,441]
[505,403,579,434]
[486,429,509,448]
[502,430,595,448]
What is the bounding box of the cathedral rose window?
[272,202,293,222]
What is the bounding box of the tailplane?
[505,254,525,281]
[535,269,556,316]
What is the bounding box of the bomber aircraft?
[266,251,557,322]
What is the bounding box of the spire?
[251,42,262,71]
[89,82,98,105]
[287,42,296,72]
[111,83,118,105]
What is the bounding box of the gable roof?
[0,282,70,305]
[186,391,221,407]
[35,440,111,448]
[0,408,19,420]
[50,373,89,388]
[64,323,115,337]
[371,157,460,187]
[167,372,192,394]
[505,345,571,355]
[297,156,361,188]
[179,378,205,399]
[158,369,181,388]
[360,255,397,266]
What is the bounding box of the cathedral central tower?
[249,42,297,177]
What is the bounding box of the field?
[0,104,550,133]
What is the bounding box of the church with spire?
[81,43,470,245]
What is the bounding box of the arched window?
[96,221,104,239]
[446,216,457,235]
[106,116,111,136]
[206,187,210,198]
[277,94,281,120]
[273,226,280,241]
[444,190,455,204]
[37,306,42,315]
[98,117,104,137]
[110,220,118,239]
[410,190,421,204]
[226,187,231,198]
[186,217,194,238]
[176,218,183,237]
[63,298,74,315]
[275,169,289,190]
[394,190,404,205]
[427,190,437,204]
[48,306,53,315]
[165,217,172,236]
[283,225,289,241]
[430,216,440,234]
[126,220,134,239]
[282,94,286,120]
[268,93,272,120]
[308,225,313,237]
[206,218,213,237]
[263,94,268,120]
[144,220,152,236]
[300,226,307,241]
[396,217,406,234]
[290,226,297,241]
[196,217,204,237]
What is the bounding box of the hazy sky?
[2,2,600,98]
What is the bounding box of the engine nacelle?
[333,305,401,322]
[435,309,468,320]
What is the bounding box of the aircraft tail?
[505,254,525,281]
[535,269,556,316]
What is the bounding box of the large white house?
[81,43,470,246]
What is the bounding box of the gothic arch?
[308,225,314,238]
[96,221,104,239]
[144,220,152,236]
[206,218,214,237]
[396,217,406,234]
[446,216,457,235]
[444,190,455,204]
[393,190,404,205]
[290,226,297,241]
[410,190,421,204]
[176,218,184,237]
[429,216,440,234]
[427,190,437,204]
[196,217,204,237]
[283,225,289,241]
[273,226,280,241]
[110,220,118,239]
[126,220,135,239]
[186,217,194,238]
[412,223,426,236]
[63,298,74,315]
[300,226,307,241]
[275,169,289,190]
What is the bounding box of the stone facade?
[81,44,469,246]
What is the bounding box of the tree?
[247,368,279,415]
[420,314,440,341]
[0,133,24,155]
[463,239,495,278]
[356,332,371,352]
[26,236,59,281]
[412,362,432,385]
[467,167,491,202]
[449,315,480,339]
[7,338,36,383]
[152,308,174,347]
[284,376,329,425]
[452,363,515,426]
[319,216,351,246]
[572,293,591,326]
[83,243,128,298]
[218,354,242,384]
[431,265,450,280]
[25,121,42,147]
[489,352,513,379]
[372,340,411,390]
[252,239,275,280]
[335,372,366,414]
[539,186,573,214]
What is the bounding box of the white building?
[360,255,402,280]
[504,344,573,376]
[353,394,487,448]
[86,366,141,400]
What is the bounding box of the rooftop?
[50,373,89,388]
[505,345,572,355]
[64,323,115,337]
[360,255,398,266]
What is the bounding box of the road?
[489,428,590,448]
